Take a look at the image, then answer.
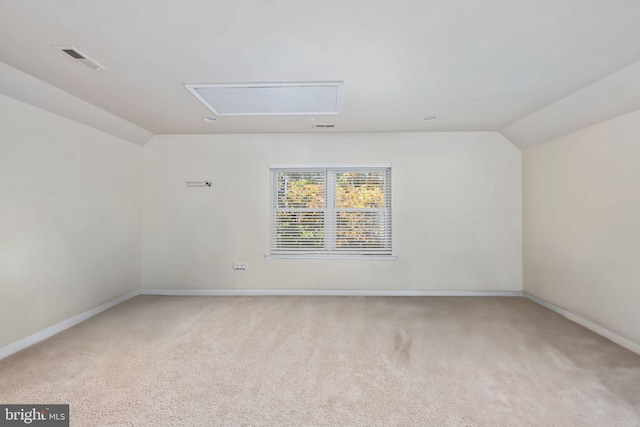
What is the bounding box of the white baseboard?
[0,289,140,361]
[524,293,640,356]
[140,288,524,297]
[14,289,636,362]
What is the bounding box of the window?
[269,164,392,258]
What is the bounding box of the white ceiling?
[1,0,640,147]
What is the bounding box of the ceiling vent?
[313,123,335,128]
[54,46,106,71]
[185,82,343,116]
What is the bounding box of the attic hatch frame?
[184,81,344,116]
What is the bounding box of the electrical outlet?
[233,262,248,271]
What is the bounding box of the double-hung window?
[269,164,392,258]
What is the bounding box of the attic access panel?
[185,82,343,116]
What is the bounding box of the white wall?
[524,109,640,346]
[0,94,142,349]
[142,132,522,291]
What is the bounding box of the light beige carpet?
[1,296,639,426]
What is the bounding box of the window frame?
[267,163,396,260]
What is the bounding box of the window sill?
[265,255,398,261]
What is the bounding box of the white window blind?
[270,165,392,256]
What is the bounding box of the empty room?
[1,0,639,425]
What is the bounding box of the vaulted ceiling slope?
[1,0,640,148]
